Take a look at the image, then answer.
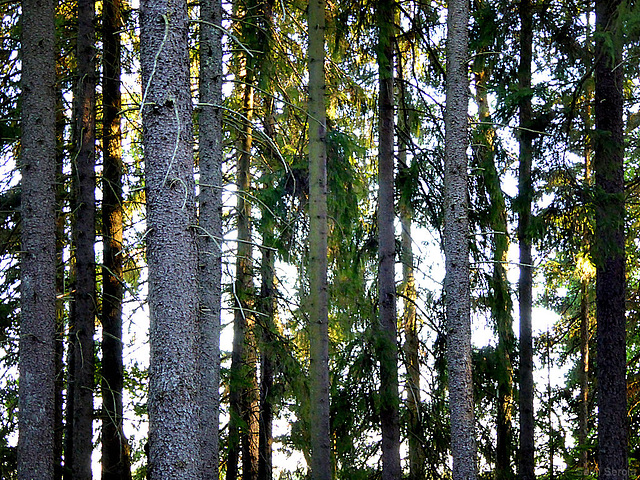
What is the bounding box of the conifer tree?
[140,0,201,474]
[308,0,331,476]
[444,0,477,476]
[18,0,57,475]
[594,0,627,476]
[101,0,132,475]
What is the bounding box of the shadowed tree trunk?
[444,0,477,476]
[18,0,57,475]
[101,0,132,475]
[69,0,97,474]
[140,0,201,474]
[517,0,535,477]
[308,0,331,476]
[594,0,628,476]
[198,0,224,474]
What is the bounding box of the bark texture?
[18,0,57,475]
[376,0,401,478]
[140,0,201,475]
[198,0,224,475]
[517,0,535,477]
[102,0,132,475]
[594,0,628,476]
[69,0,97,471]
[444,0,477,477]
[308,0,331,477]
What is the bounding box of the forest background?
[2,0,640,476]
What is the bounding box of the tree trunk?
[198,0,224,474]
[594,0,628,476]
[258,239,275,480]
[376,1,401,478]
[444,0,477,476]
[517,0,535,477]
[473,66,514,480]
[102,0,132,475]
[140,0,201,474]
[70,0,97,474]
[18,0,57,475]
[398,63,425,480]
[308,0,331,476]
[54,78,67,480]
[226,53,259,480]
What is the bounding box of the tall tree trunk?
[258,236,275,480]
[308,0,331,476]
[473,67,514,480]
[54,78,67,480]
[198,0,224,474]
[398,62,425,480]
[140,0,201,475]
[258,93,277,480]
[18,0,57,474]
[444,0,477,477]
[594,0,627,476]
[226,57,259,480]
[70,0,97,474]
[517,0,535,477]
[102,0,132,475]
[376,1,401,478]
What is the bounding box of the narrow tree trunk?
[473,67,514,480]
[308,0,331,476]
[102,0,132,475]
[70,0,97,474]
[140,0,201,474]
[517,0,535,477]
[54,80,67,480]
[578,278,590,469]
[198,0,224,474]
[226,58,260,480]
[376,1,401,478]
[594,0,627,476]
[18,0,57,474]
[258,240,275,480]
[444,0,477,476]
[398,64,425,480]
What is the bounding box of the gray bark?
[18,0,57,475]
[308,0,331,476]
[198,0,224,475]
[444,0,477,477]
[140,0,201,475]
